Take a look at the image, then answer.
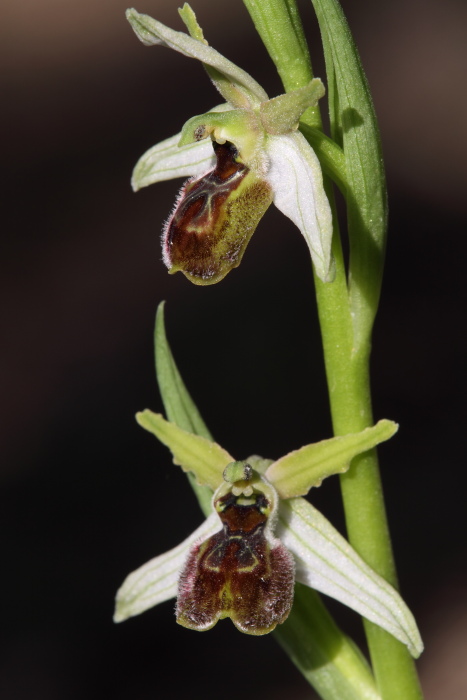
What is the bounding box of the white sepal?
[126,9,267,107]
[278,498,424,658]
[132,104,232,191]
[132,135,214,191]
[266,132,334,282]
[114,511,221,622]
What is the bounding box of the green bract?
[126,6,334,284]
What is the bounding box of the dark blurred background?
[1,0,466,697]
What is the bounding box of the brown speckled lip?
[163,141,272,284]
[176,491,295,635]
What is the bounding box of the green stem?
[243,1,423,698]
[241,0,321,127]
[313,241,423,700]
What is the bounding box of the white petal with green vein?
[114,512,220,622]
[132,104,232,191]
[132,135,214,191]
[266,131,334,282]
[278,498,424,657]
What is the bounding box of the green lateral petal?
[132,134,214,191]
[260,79,325,135]
[279,499,423,658]
[266,419,398,498]
[178,4,257,109]
[126,9,268,107]
[266,131,334,282]
[114,512,220,622]
[136,410,233,490]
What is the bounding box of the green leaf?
[310,0,388,345]
[266,419,398,498]
[136,410,233,491]
[155,302,214,512]
[155,302,212,441]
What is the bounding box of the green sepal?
[126,8,268,109]
[260,79,325,135]
[266,419,398,499]
[136,410,233,491]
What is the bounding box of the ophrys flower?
[126,6,334,284]
[114,411,423,657]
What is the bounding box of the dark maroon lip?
[176,489,295,634]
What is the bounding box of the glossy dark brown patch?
[163,141,273,284]
[176,491,295,635]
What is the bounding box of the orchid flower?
[126,6,334,285]
[114,411,423,658]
